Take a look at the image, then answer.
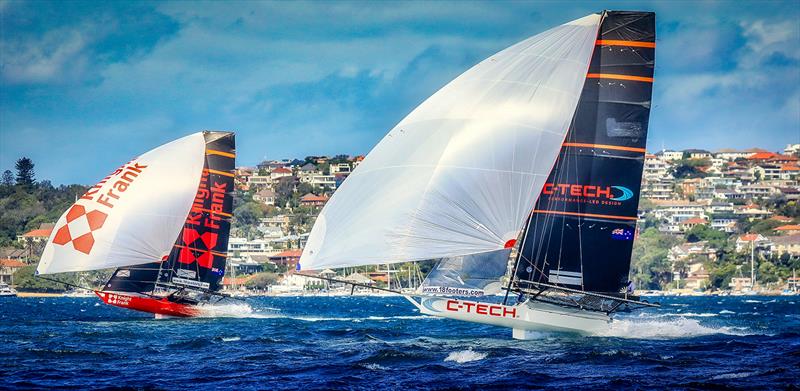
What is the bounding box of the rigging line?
[35,275,95,291]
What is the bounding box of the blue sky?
[1,1,799,185]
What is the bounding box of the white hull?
[406,296,611,339]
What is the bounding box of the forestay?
[37,133,206,274]
[301,14,601,270]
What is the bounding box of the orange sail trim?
[596,39,656,48]
[206,149,236,158]
[205,168,235,177]
[586,73,653,83]
[533,209,639,221]
[562,142,646,153]
[191,207,233,218]
[173,244,228,258]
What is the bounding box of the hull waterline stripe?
[173,244,228,257]
[533,209,639,221]
[205,168,235,177]
[586,73,654,83]
[191,207,233,218]
[562,142,646,153]
[206,149,236,158]
[596,39,656,48]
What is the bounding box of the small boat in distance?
[0,282,17,297]
[299,11,658,337]
[36,131,237,317]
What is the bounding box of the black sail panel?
[515,11,655,293]
[105,131,235,294]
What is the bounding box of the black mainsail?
[513,11,655,298]
[104,132,235,297]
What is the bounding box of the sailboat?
[299,11,657,337]
[36,131,236,317]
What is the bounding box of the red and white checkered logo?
[52,205,108,254]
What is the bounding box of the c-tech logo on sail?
[542,183,634,201]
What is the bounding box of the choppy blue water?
[1,295,798,390]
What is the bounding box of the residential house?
[683,149,712,160]
[268,249,302,268]
[780,187,800,201]
[253,188,276,206]
[669,241,717,263]
[656,149,683,161]
[774,225,800,235]
[715,149,752,161]
[329,163,351,175]
[262,215,290,232]
[351,155,365,168]
[735,233,771,253]
[248,174,273,188]
[641,177,675,200]
[0,259,25,284]
[679,217,708,232]
[0,247,27,262]
[227,237,273,256]
[300,173,336,189]
[299,193,329,207]
[740,184,778,199]
[270,167,293,180]
[779,165,800,181]
[769,234,800,256]
[784,144,800,155]
[16,223,54,247]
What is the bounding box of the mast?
[513,11,656,294]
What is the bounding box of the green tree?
[2,170,13,186]
[245,272,279,289]
[630,228,680,289]
[15,157,35,187]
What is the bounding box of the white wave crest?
[719,310,736,314]
[196,302,272,318]
[444,349,487,364]
[597,317,747,339]
[712,371,755,380]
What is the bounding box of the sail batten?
[300,14,602,271]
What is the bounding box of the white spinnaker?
[300,14,601,271]
[37,133,206,274]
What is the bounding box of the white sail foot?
[406,296,611,336]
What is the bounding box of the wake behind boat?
[299,10,658,338]
[36,131,237,317]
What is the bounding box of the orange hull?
[95,291,201,317]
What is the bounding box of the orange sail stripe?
[205,168,235,177]
[533,209,639,221]
[586,73,653,83]
[562,142,646,154]
[206,149,236,158]
[596,39,655,48]
[190,207,232,217]
[173,244,227,258]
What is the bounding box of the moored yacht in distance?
[0,282,18,297]
[299,10,658,338]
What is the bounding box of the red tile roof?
[300,194,328,202]
[21,228,52,237]
[748,152,778,160]
[781,164,800,171]
[272,167,292,174]
[0,259,26,268]
[272,250,302,258]
[739,233,761,242]
[774,225,800,231]
[681,217,708,225]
